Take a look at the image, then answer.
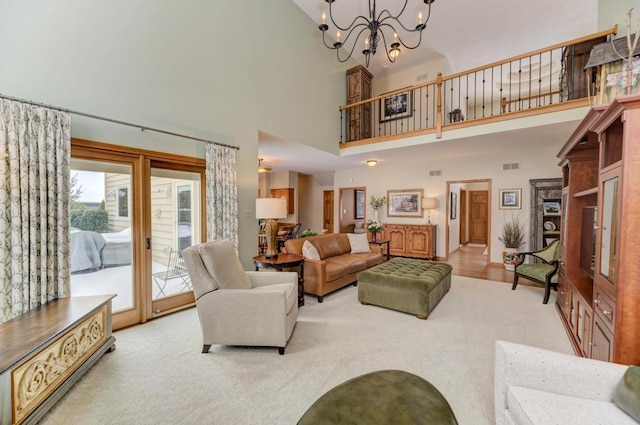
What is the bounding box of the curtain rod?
[0,93,240,151]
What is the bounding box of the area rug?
[39,276,571,425]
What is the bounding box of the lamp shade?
[256,198,287,219]
[423,197,437,209]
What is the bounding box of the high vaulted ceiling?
[292,0,599,75]
[259,0,601,174]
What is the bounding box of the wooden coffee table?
[252,253,305,307]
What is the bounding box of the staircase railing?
[339,26,617,147]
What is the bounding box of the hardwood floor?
[446,245,513,284]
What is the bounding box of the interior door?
[469,190,488,244]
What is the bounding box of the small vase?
[503,248,519,271]
[371,232,377,242]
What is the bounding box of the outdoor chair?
[182,239,298,354]
[512,239,560,304]
[152,248,191,298]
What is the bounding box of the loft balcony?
[338,27,618,150]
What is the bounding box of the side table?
[369,239,390,261]
[253,253,305,307]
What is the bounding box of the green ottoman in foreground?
[297,369,458,425]
[357,257,453,319]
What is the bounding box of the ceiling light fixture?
[258,158,272,173]
[366,159,378,167]
[318,0,435,67]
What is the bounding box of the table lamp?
[423,197,437,224]
[256,197,288,258]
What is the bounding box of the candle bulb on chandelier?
[418,10,423,25]
[365,37,369,49]
[321,11,326,25]
[394,32,398,43]
[336,31,340,42]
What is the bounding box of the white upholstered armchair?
[182,239,298,355]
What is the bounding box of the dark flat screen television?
[580,206,597,278]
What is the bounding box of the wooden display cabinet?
[557,94,640,365]
[346,65,373,142]
[384,224,437,260]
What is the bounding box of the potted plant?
[449,108,464,123]
[366,220,384,242]
[300,229,317,237]
[498,214,526,270]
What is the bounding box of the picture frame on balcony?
[380,90,413,122]
[499,188,522,210]
[387,189,423,217]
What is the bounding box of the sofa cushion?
[326,254,367,274]
[516,263,558,283]
[507,385,637,425]
[197,239,252,290]
[316,234,343,259]
[351,251,384,267]
[348,233,371,254]
[613,366,640,423]
[335,233,352,253]
[323,259,349,282]
[302,240,321,260]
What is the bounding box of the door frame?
[337,186,366,234]
[445,179,492,265]
[71,138,205,330]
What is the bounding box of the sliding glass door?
[71,140,205,329]
[148,164,202,316]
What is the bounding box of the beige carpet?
[40,276,572,425]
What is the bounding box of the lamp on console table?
[256,198,288,258]
[423,197,437,224]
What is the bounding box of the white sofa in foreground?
[494,340,637,425]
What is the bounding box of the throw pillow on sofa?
[613,365,640,423]
[302,240,321,260]
[348,233,371,254]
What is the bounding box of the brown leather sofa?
[284,233,384,302]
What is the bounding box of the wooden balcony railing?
[339,26,618,147]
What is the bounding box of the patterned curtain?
[205,143,238,248]
[0,99,71,323]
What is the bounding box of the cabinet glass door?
[599,176,619,283]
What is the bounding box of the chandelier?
[318,0,435,67]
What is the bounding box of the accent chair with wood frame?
[512,239,560,304]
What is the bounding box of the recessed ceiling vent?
[429,169,442,177]
[503,162,520,171]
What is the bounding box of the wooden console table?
[0,295,116,425]
[384,224,437,260]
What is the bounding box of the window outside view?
[69,161,200,312]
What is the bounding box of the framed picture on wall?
[355,189,365,219]
[387,189,423,217]
[380,90,413,122]
[450,192,457,220]
[499,188,522,209]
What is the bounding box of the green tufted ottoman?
[297,369,458,425]
[357,258,453,319]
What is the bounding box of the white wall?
[0,0,352,267]
[334,137,561,263]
